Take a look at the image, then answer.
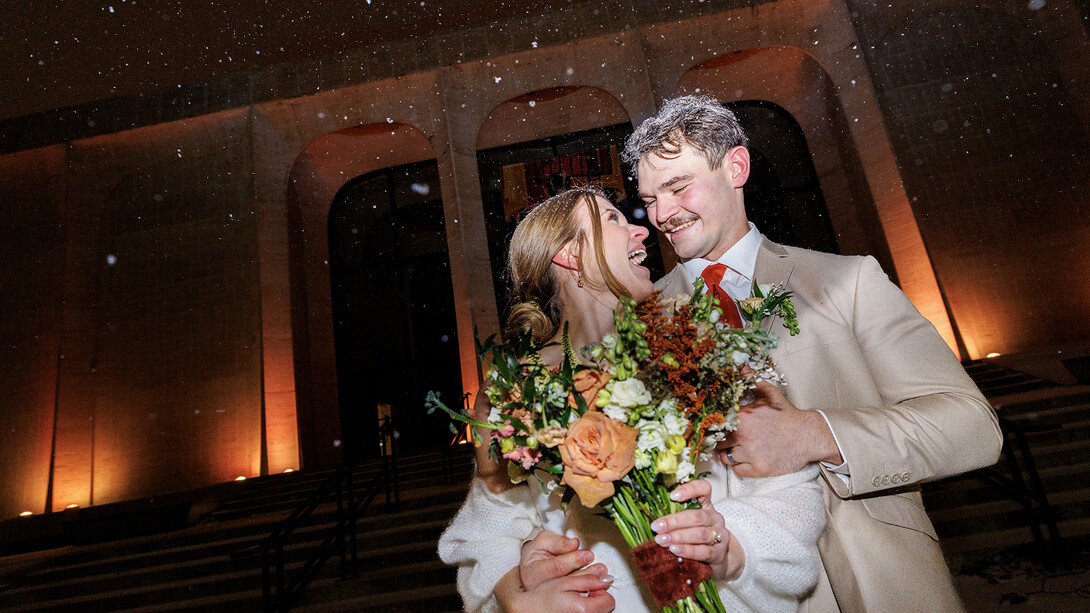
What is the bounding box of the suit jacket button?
[902,472,911,483]
[872,476,881,487]
[881,475,891,485]
[891,474,901,484]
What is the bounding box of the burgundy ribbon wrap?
[631,541,714,608]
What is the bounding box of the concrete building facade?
[2,0,1088,518]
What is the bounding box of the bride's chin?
[631,282,654,303]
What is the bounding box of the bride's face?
[576,195,654,302]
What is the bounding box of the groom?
[624,96,1002,611]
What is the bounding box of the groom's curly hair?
[622,95,748,170]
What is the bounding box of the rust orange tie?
[700,263,744,328]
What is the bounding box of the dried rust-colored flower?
[636,296,724,416]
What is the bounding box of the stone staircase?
[0,446,476,612]
[2,360,1088,612]
[922,360,1090,557]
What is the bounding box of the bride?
[438,187,825,612]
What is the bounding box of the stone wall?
[1,0,1087,517]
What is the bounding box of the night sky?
[0,0,592,120]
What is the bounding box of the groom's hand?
[718,378,842,478]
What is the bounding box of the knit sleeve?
[437,476,541,613]
[710,464,826,612]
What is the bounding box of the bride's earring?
[576,271,584,288]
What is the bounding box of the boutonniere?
[738,282,800,336]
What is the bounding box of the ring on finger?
[709,529,722,546]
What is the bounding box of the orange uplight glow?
[65,504,79,509]
[987,352,1001,358]
[235,476,247,481]
[19,511,33,516]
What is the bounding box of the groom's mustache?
[659,213,700,234]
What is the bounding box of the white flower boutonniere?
[738,281,800,336]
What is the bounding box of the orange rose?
[559,411,638,507]
[570,369,611,409]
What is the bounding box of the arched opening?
[328,162,461,459]
[475,86,664,327]
[728,101,838,255]
[674,46,959,357]
[287,121,443,466]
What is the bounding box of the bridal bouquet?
[427,280,796,613]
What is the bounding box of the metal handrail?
[246,417,399,613]
[968,413,1061,562]
[442,393,473,484]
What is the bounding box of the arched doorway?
[327,160,462,459]
[728,101,838,255]
[475,86,663,327]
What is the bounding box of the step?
[929,487,1090,544]
[0,450,476,612]
[940,516,1090,556]
[922,463,1090,513]
[212,462,473,520]
[0,515,461,611]
[294,582,462,613]
[300,559,457,605]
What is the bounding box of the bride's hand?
[494,566,616,613]
[650,479,745,581]
[494,530,615,612]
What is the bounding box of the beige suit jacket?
[656,238,1002,612]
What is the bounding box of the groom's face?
[636,142,749,262]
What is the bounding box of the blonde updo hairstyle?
[506,186,634,345]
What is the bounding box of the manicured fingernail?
[580,551,593,564]
[600,575,614,583]
[651,520,665,532]
[669,545,681,554]
[669,490,682,501]
[654,534,668,546]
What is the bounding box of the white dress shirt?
[680,223,762,301]
[677,223,852,481]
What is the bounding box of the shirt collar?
[681,223,762,284]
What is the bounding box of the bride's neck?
[541,287,619,367]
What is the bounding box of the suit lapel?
[754,239,795,333]
[653,264,694,298]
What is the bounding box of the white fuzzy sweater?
[438,460,825,612]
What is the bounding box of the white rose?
[602,403,629,423]
[611,378,652,408]
[636,419,666,452]
[662,410,687,437]
[675,453,696,483]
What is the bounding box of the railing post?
[261,548,272,613]
[347,467,359,578]
[275,544,285,612]
[336,467,348,581]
